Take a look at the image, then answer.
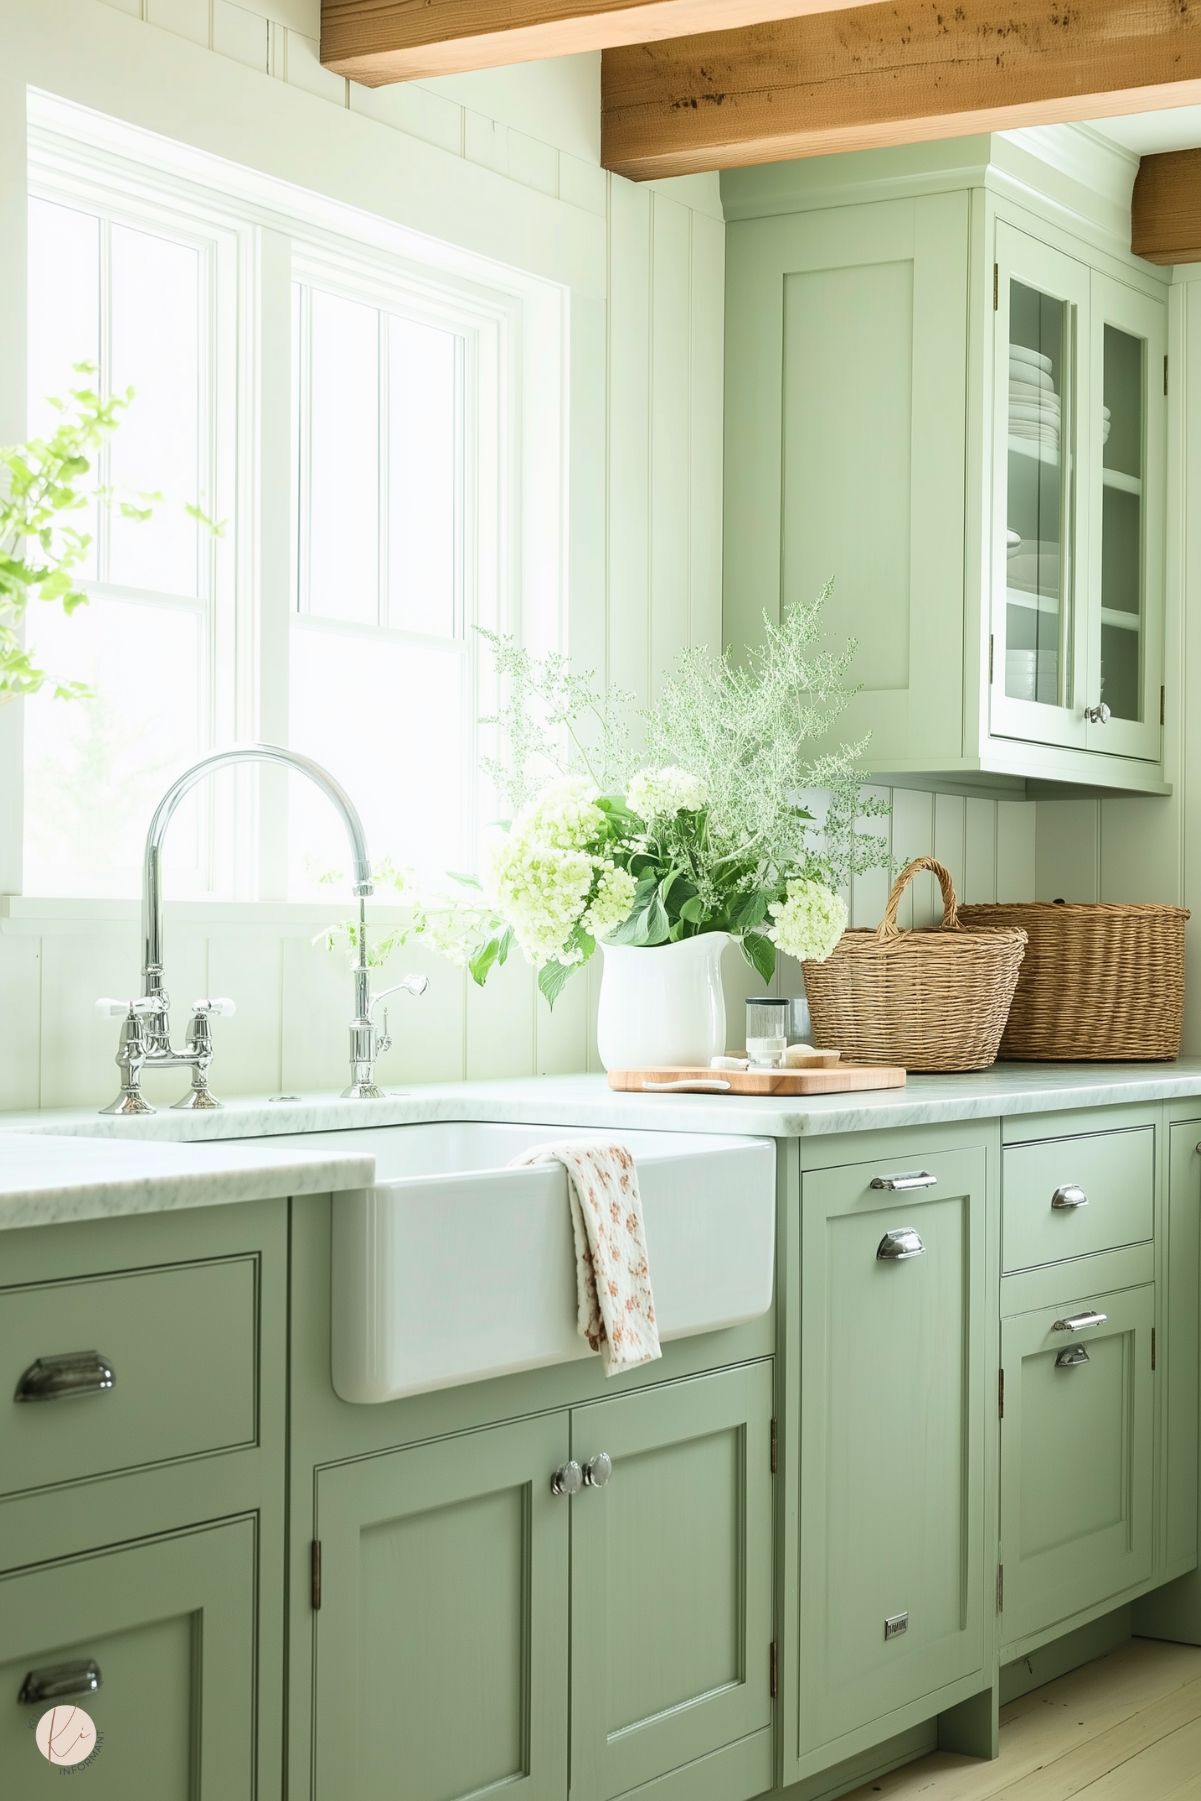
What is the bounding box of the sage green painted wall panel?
[792,1147,988,1773]
[1000,1283,1154,1650]
[312,1413,570,1801]
[0,1516,257,1800]
[569,1363,773,1801]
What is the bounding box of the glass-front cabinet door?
[991,224,1091,751]
[1085,273,1165,762]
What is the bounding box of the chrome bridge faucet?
[98,744,427,1114]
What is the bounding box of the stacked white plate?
[1006,648,1059,704]
[1009,344,1060,450]
[1008,538,1061,596]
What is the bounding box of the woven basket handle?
[875,856,961,944]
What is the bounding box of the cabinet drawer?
[1002,1129,1153,1273]
[0,1257,258,1499]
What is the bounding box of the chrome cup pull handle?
[876,1228,926,1262]
[1055,1344,1091,1370]
[14,1351,115,1403]
[1052,1184,1088,1210]
[1051,1310,1108,1334]
[19,1660,103,1705]
[870,1172,937,1192]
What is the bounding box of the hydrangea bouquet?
[339,583,890,1006]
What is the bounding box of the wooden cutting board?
[607,1064,906,1096]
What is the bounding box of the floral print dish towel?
[510,1140,661,1376]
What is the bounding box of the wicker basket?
[802,857,1027,1073]
[957,900,1190,1061]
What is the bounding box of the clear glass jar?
[745,997,789,1068]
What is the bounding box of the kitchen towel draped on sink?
[509,1141,661,1376]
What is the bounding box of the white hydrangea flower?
[485,834,595,968]
[766,878,847,963]
[513,775,604,852]
[582,863,638,942]
[627,766,708,820]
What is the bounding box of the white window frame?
[14,95,566,911]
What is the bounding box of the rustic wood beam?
[320,0,891,86]
[602,1,1201,182]
[1133,149,1201,265]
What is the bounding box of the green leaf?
[740,932,776,984]
[538,960,573,1008]
[678,894,709,925]
[636,891,671,947]
[729,888,770,932]
[446,870,483,890]
[468,936,504,987]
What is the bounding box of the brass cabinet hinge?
[998,1368,1005,1420]
[1161,686,1166,727]
[994,263,1000,311]
[311,1539,322,1611]
[769,1641,778,1700]
[770,1417,778,1475]
[1152,1327,1157,1372]
[997,1564,1004,1613]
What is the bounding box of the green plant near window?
[0,366,172,701]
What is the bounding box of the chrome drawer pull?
[876,1228,926,1262]
[14,1351,115,1404]
[870,1172,937,1192]
[1051,1311,1108,1334]
[1052,1184,1088,1210]
[1055,1344,1091,1370]
[19,1660,103,1705]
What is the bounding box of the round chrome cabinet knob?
[584,1452,613,1489]
[550,1460,583,1497]
[1085,701,1111,725]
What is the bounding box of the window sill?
[0,896,412,933]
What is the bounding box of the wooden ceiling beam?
[1133,149,1201,265]
[320,0,892,87]
[602,1,1201,182]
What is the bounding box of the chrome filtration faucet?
[97,744,428,1114]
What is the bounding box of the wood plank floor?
[841,1641,1201,1801]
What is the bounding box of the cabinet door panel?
[724,192,969,771]
[794,1149,987,1771]
[0,1518,256,1801]
[569,1363,773,1801]
[313,1415,568,1801]
[991,223,1091,752]
[1085,272,1166,762]
[1000,1284,1153,1650]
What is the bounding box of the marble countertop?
[5,1062,1201,1231]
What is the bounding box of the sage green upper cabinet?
[724,192,970,765]
[723,133,1171,794]
[0,1518,256,1801]
[569,1364,774,1801]
[311,1414,570,1801]
[787,1147,989,1783]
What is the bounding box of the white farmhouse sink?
[268,1121,775,1403]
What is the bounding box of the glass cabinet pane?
[1098,324,1145,724]
[1003,281,1071,709]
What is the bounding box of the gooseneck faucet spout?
[97,743,426,1114]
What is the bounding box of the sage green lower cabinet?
[999,1284,1155,1654]
[0,1516,257,1799]
[790,1148,988,1779]
[569,1364,774,1801]
[1162,1127,1201,1578]
[312,1413,570,1801]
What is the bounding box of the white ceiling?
[1090,107,1201,154]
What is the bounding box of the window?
[19,107,555,904]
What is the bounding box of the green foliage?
[0,371,131,700]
